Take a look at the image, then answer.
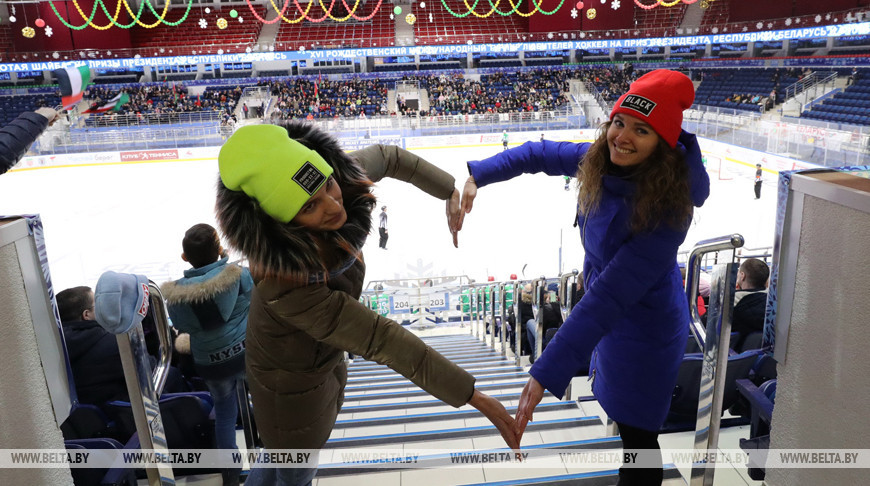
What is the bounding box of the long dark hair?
[577,121,693,233]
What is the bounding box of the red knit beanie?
[610,69,695,148]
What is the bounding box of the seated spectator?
[539,283,565,351]
[518,284,535,360]
[572,276,585,307]
[161,223,253,486]
[1,107,59,175]
[57,286,129,405]
[524,283,563,363]
[681,266,709,317]
[732,258,770,347]
[59,285,191,407]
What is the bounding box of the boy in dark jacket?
[57,286,129,405]
[161,224,253,486]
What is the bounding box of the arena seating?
[65,438,136,486]
[661,349,761,432]
[694,68,802,112]
[411,69,572,116]
[802,71,870,126]
[414,1,529,46]
[583,67,636,103]
[0,24,13,61]
[698,0,730,35]
[0,94,61,126]
[633,2,688,37]
[737,378,777,480]
[130,6,266,55]
[270,77,389,119]
[273,3,394,50]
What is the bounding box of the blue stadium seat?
[661,349,762,432]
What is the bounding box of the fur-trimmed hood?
[161,257,248,324]
[161,261,242,305]
[215,120,376,282]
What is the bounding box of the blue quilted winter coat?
[468,130,709,430]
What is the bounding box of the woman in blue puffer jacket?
[459,69,710,486]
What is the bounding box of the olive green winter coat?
[215,122,476,449]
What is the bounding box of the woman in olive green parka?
[215,121,517,485]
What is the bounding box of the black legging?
[616,421,663,486]
[378,227,388,249]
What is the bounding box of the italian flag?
[83,92,130,114]
[53,65,92,110]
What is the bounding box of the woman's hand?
[468,389,520,450]
[515,376,545,443]
[446,188,461,248]
[455,176,478,235]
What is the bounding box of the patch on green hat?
[219,124,334,223]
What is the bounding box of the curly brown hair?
[576,121,693,233]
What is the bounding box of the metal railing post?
[683,235,744,486]
[513,282,523,368]
[558,269,580,320]
[690,262,740,486]
[498,283,508,357]
[489,285,497,350]
[533,276,546,365]
[686,234,744,350]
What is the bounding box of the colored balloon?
[230,9,239,18]
[35,18,45,28]
[393,6,402,15]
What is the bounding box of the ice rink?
[0,140,778,291]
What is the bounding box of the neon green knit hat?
[218,124,334,223]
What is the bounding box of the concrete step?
[324,417,602,449]
[345,372,528,393]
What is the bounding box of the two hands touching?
[449,175,546,447]
[470,378,546,453]
[445,176,479,248]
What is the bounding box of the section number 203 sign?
[427,292,450,311]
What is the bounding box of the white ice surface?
[0,143,777,291]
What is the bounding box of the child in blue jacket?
[161,223,253,486]
[459,69,710,485]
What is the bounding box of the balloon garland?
[37,0,696,35]
[635,0,698,9]
[439,0,567,18]
[46,0,193,30]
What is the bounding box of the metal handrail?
[691,259,741,486]
[558,269,580,320]
[784,70,838,103]
[497,283,508,357]
[531,276,547,364]
[513,282,524,367]
[488,285,498,350]
[685,234,744,351]
[147,281,174,396]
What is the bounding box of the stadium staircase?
[419,88,431,113]
[255,9,282,48]
[569,80,608,128]
[305,333,687,485]
[677,2,704,36]
[394,3,415,47]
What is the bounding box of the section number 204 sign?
[390,295,412,314]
